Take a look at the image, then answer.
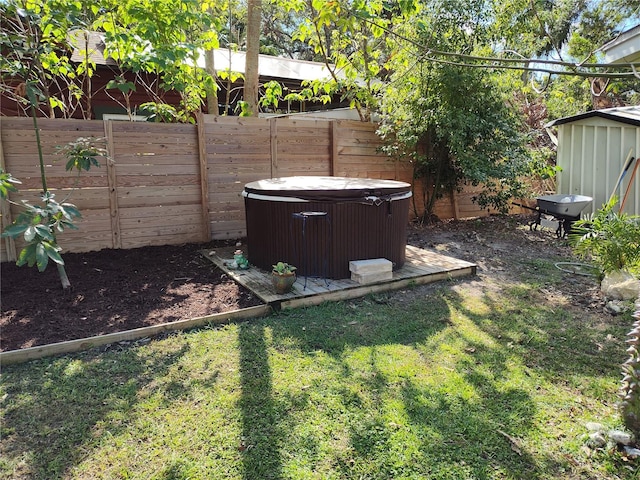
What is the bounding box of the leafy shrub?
[570,198,640,277]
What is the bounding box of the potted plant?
[272,261,297,294]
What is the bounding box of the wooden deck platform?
[202,246,476,310]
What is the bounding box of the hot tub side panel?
[328,199,409,278]
[245,199,335,275]
[245,196,410,279]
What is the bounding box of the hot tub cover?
[243,176,411,202]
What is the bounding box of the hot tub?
[242,176,412,279]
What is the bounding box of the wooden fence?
[1,115,501,262]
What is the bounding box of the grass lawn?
[1,257,636,479]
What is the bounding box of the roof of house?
[202,49,335,82]
[545,105,640,128]
[601,24,640,64]
[68,31,335,83]
[69,30,118,66]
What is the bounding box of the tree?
[290,0,419,121]
[1,3,107,289]
[492,0,640,116]
[243,0,262,116]
[377,0,534,221]
[1,136,107,290]
[260,0,314,59]
[1,0,104,119]
[94,0,220,121]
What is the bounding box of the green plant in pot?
[272,261,296,294]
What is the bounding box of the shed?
[545,106,640,216]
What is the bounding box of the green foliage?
[1,0,221,120]
[259,79,336,111]
[378,0,532,219]
[544,75,593,120]
[291,0,415,121]
[0,169,21,199]
[95,0,221,119]
[570,198,640,276]
[3,0,636,125]
[1,0,104,118]
[259,80,284,109]
[272,261,296,274]
[55,136,107,172]
[105,76,137,95]
[235,100,252,117]
[140,102,184,123]
[2,134,105,284]
[2,191,80,272]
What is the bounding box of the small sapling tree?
[1,133,107,290]
[1,5,107,289]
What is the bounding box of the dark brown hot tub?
[242,176,412,279]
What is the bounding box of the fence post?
[451,189,460,220]
[0,118,17,261]
[196,113,212,242]
[270,117,278,178]
[103,120,122,249]
[331,120,339,177]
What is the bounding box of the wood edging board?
[0,304,272,366]
[279,266,476,310]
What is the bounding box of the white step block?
[351,271,393,284]
[349,258,392,274]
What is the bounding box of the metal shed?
[546,106,640,216]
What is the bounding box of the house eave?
[602,25,640,64]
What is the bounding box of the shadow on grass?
[444,273,630,381]
[237,322,283,480]
[2,260,628,478]
[0,343,190,479]
[265,291,548,478]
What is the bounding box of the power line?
[358,14,640,79]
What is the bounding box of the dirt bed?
[1,241,263,352]
[1,214,604,352]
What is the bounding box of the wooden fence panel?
[332,120,406,181]
[108,121,204,249]
[202,116,272,240]
[1,118,107,190]
[1,118,111,261]
[274,118,332,177]
[1,115,517,262]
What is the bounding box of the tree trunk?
[57,263,71,290]
[204,6,219,116]
[244,0,262,116]
[204,48,219,116]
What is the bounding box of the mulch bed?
[2,214,605,353]
[1,242,263,352]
